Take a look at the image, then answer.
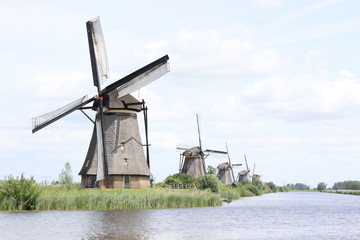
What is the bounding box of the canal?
[1,191,359,239]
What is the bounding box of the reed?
[34,188,222,211]
[326,190,360,196]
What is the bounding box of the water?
[1,192,359,239]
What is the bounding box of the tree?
[332,181,360,190]
[287,183,310,191]
[207,165,217,175]
[317,182,327,192]
[59,162,73,188]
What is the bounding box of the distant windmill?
[217,143,242,186]
[237,155,251,183]
[177,114,227,178]
[32,17,170,189]
[251,163,261,182]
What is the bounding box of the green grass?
[33,187,222,211]
[1,176,288,211]
[325,190,360,196]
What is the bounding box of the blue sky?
[1,0,359,188]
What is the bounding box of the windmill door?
[124,175,130,189]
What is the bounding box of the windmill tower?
[251,163,261,182]
[177,114,227,178]
[32,17,170,189]
[237,155,251,183]
[217,143,242,186]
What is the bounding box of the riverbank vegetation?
[322,180,360,196]
[286,183,311,191]
[156,173,288,202]
[325,190,360,196]
[1,173,288,212]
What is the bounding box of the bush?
[196,174,222,193]
[266,182,277,192]
[0,174,42,211]
[164,173,195,187]
[246,184,261,196]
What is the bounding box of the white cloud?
[131,29,285,79]
[243,69,360,118]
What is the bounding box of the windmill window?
[119,143,125,152]
[124,158,128,166]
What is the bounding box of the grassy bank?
[325,190,360,196]
[1,187,222,211]
[1,174,288,211]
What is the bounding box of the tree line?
[332,181,360,190]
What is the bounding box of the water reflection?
[84,210,154,240]
[1,192,360,240]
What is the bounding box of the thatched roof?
[107,93,142,111]
[217,162,231,170]
[183,146,202,157]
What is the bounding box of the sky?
[1,0,359,188]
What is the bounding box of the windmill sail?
[32,95,93,133]
[100,55,169,98]
[87,17,111,181]
[87,17,109,90]
[95,117,106,181]
[204,149,227,154]
[196,114,202,151]
[226,143,236,183]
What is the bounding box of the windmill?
[237,155,251,183]
[32,17,170,189]
[251,163,261,182]
[217,143,242,186]
[177,114,227,178]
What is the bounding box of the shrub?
[246,184,261,196]
[164,173,195,187]
[0,174,42,211]
[196,174,222,193]
[266,182,277,192]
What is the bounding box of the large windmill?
[32,17,170,189]
[177,114,227,178]
[237,155,251,183]
[217,143,242,186]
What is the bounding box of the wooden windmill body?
[237,155,251,183]
[180,147,206,178]
[217,144,241,186]
[217,162,233,185]
[32,17,170,189]
[79,94,151,189]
